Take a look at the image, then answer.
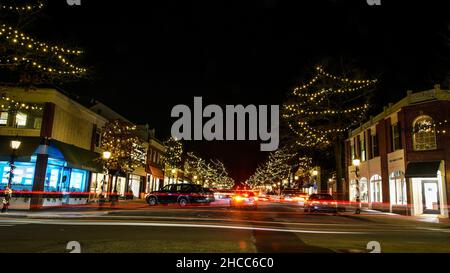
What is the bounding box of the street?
[1,201,449,253]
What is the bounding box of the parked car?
[304,194,338,213]
[145,184,215,207]
[230,190,258,209]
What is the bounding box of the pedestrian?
[1,187,12,213]
[1,198,8,213]
[98,193,106,210]
[110,190,118,208]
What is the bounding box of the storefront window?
[360,178,368,203]
[370,175,383,203]
[390,171,407,205]
[0,161,35,191]
[69,169,88,192]
[45,161,65,192]
[350,180,357,202]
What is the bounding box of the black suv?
[145,184,215,206]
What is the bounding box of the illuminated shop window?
[360,177,369,203]
[44,158,65,192]
[69,169,87,192]
[0,111,8,125]
[15,112,27,127]
[370,175,383,203]
[0,161,35,191]
[413,115,437,151]
[390,171,407,205]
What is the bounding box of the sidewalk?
[340,207,450,227]
[0,199,148,218]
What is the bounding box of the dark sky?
[25,0,449,182]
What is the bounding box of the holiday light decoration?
[185,152,234,189]
[100,119,146,173]
[283,66,377,148]
[413,119,448,134]
[0,24,86,75]
[0,93,44,111]
[0,1,86,81]
[0,0,45,12]
[247,147,296,188]
[162,137,183,170]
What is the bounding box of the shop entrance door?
[422,180,439,214]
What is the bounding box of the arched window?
[360,177,369,203]
[413,115,437,151]
[370,175,383,203]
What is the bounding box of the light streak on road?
[1,218,370,235]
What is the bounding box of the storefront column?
[406,178,413,216]
[30,141,49,211]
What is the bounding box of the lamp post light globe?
[312,170,318,176]
[102,151,111,160]
[352,158,361,167]
[10,140,21,150]
[294,176,299,181]
[7,139,22,188]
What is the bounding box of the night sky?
[20,0,449,182]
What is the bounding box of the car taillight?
[253,197,258,201]
[234,195,244,202]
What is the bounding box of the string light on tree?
[0,0,45,12]
[0,2,87,83]
[283,65,377,149]
[100,119,146,174]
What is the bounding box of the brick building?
[345,85,450,218]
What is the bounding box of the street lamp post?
[101,151,111,194]
[352,158,361,214]
[312,169,318,194]
[8,139,22,188]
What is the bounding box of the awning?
[51,140,102,172]
[405,161,441,178]
[0,136,41,162]
[148,166,164,179]
[132,166,147,177]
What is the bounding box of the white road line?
[4,219,370,235]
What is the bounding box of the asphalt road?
[0,202,449,253]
